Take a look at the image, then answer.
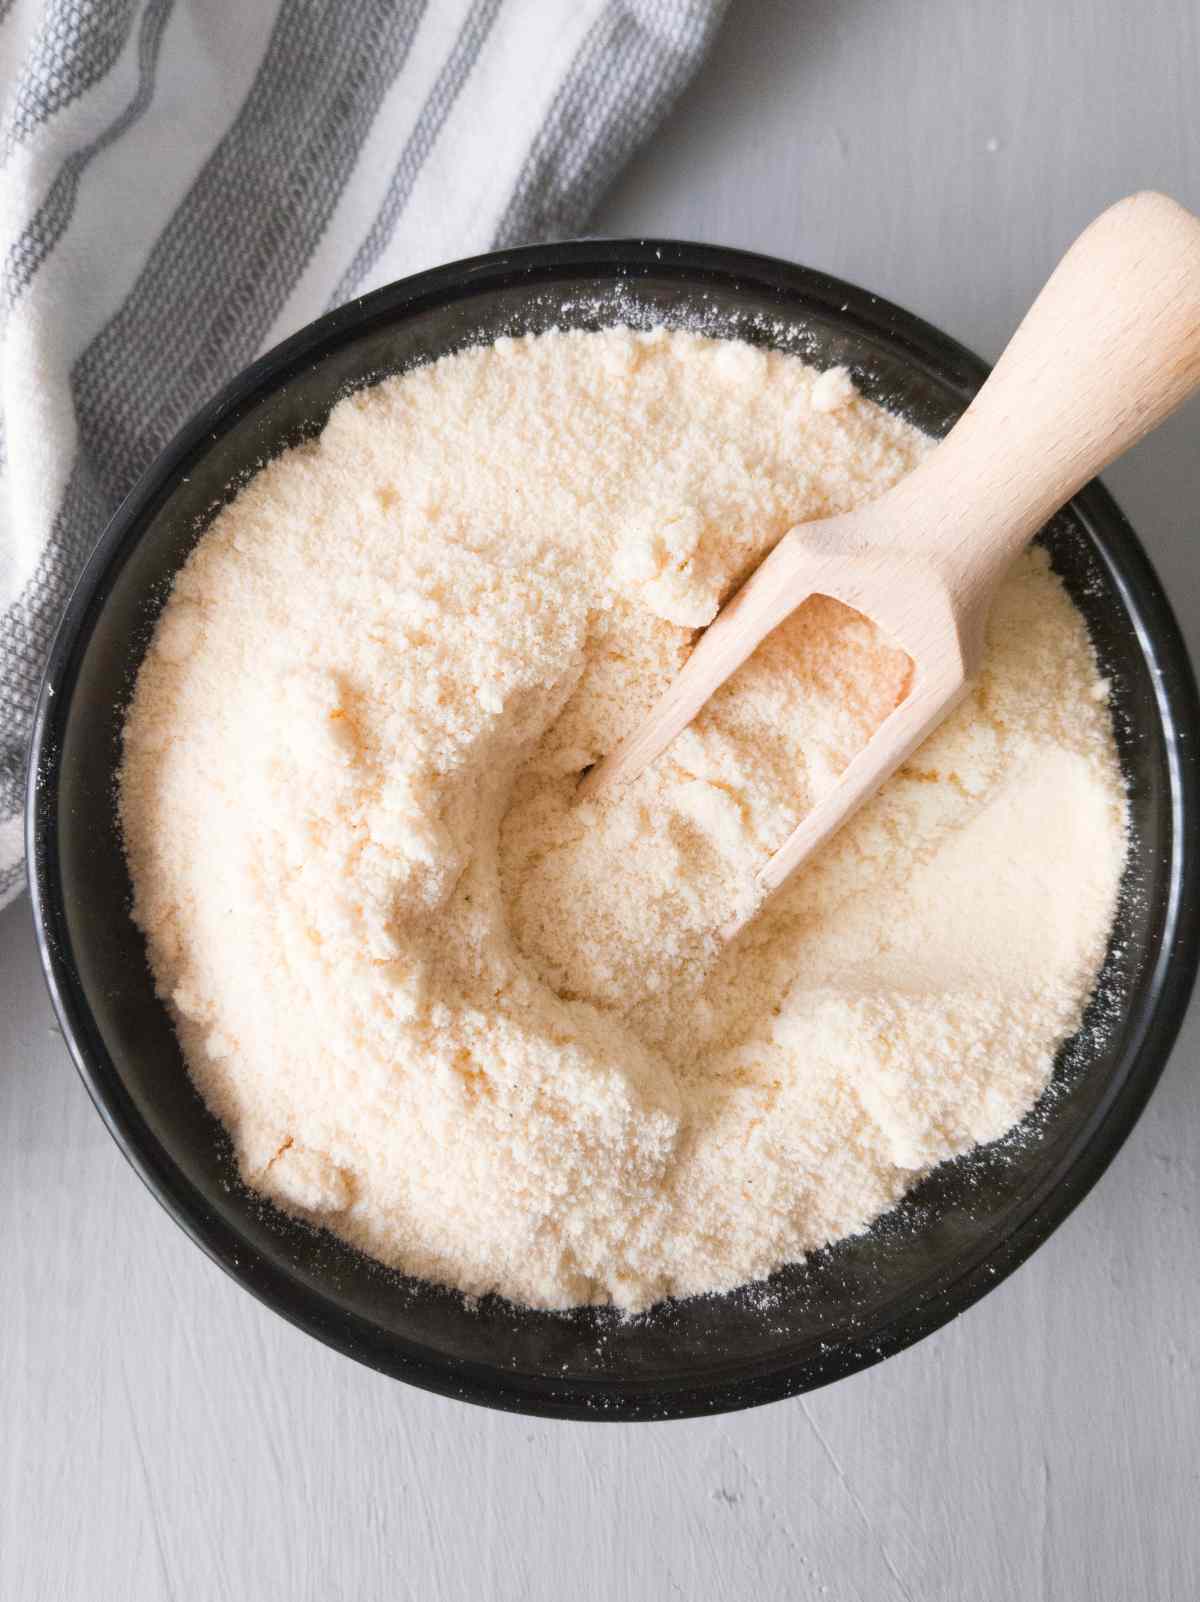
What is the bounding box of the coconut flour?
[119,327,1127,1312]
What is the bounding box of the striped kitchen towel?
[0,0,728,907]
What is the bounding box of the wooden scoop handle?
[896,191,1200,605]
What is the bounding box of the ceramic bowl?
[27,241,1200,1420]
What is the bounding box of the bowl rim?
[25,237,1200,1421]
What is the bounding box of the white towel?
[0,0,728,906]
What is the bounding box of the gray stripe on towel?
[2,0,176,313]
[1,0,140,165]
[494,0,728,248]
[330,0,504,308]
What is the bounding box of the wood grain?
[4,2,1200,1598]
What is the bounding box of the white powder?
[119,327,1127,1312]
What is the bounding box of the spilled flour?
[119,327,1127,1311]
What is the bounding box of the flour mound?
[119,328,1127,1312]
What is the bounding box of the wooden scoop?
[579,191,1200,922]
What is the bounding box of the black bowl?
[26,240,1200,1421]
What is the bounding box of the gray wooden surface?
[4,2,1199,1597]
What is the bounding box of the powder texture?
[119,327,1127,1312]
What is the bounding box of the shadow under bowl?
[26,240,1200,1421]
